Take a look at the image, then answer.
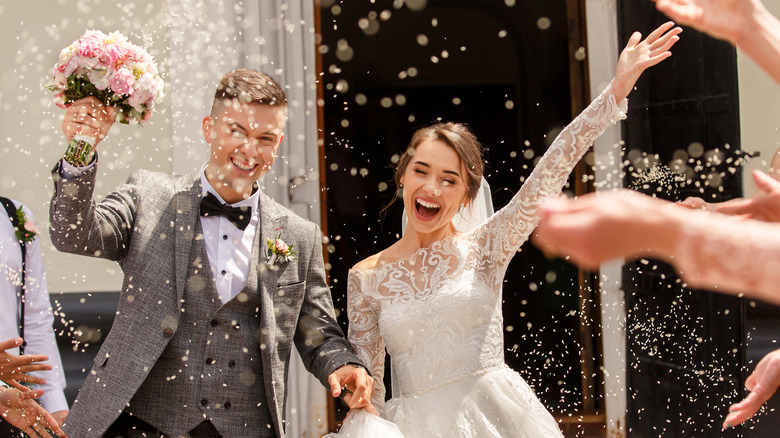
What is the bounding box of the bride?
[337,21,682,437]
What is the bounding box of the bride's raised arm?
[475,22,681,267]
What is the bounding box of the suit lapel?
[173,172,203,307]
[257,191,288,436]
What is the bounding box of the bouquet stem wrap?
[63,134,96,167]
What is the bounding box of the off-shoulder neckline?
[350,233,462,275]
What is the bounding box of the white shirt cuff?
[38,389,69,413]
[60,157,96,180]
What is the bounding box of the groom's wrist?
[344,362,371,376]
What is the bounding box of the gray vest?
[127,226,275,437]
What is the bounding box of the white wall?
[0,0,172,292]
[739,0,780,191]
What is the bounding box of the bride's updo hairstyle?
[391,122,485,206]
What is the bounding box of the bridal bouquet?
[48,30,164,165]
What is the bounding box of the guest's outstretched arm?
[534,189,780,306]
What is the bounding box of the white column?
[585,1,627,436]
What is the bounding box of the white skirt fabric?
[385,367,563,438]
[323,408,406,438]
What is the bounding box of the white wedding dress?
[341,81,628,438]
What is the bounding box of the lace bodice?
[347,82,628,414]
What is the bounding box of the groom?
[50,69,372,437]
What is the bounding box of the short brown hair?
[211,69,288,116]
[391,122,485,205]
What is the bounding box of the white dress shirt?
[0,200,68,413]
[199,174,261,304]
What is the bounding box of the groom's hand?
[328,364,374,410]
[61,96,116,148]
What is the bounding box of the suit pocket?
[273,281,306,337]
[277,279,305,288]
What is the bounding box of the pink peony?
[75,31,105,57]
[110,68,135,96]
[99,42,127,66]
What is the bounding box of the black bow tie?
[200,192,252,230]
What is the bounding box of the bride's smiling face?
[400,139,469,235]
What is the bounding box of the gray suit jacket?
[50,161,360,437]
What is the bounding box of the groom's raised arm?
[50,97,137,261]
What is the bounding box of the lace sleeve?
[346,269,388,415]
[674,213,780,305]
[475,80,628,268]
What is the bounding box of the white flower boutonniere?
[15,207,40,245]
[266,229,298,267]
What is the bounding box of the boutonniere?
[15,207,40,244]
[266,228,298,267]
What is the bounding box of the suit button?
[228,360,236,368]
[163,327,174,337]
[206,357,215,365]
[200,398,208,406]
[224,400,232,409]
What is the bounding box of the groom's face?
[203,100,286,203]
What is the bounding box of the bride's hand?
[613,21,683,101]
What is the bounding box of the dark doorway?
[318,0,602,427]
[617,2,749,437]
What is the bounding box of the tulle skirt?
[385,367,563,438]
[323,409,406,438]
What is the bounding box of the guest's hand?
[52,410,69,427]
[724,348,780,429]
[654,0,757,44]
[678,196,711,210]
[715,170,780,222]
[0,338,50,385]
[0,386,67,437]
[328,364,374,410]
[613,21,682,102]
[61,96,116,149]
[534,190,683,269]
